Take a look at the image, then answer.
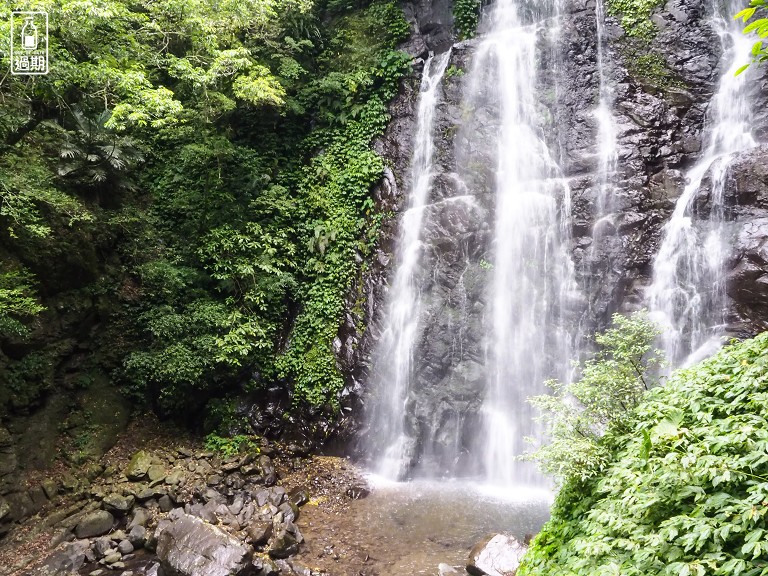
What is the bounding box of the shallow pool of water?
[302,477,552,575]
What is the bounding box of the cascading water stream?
[646,0,756,366]
[578,0,621,342]
[365,51,452,480]
[463,0,577,486]
[365,0,580,487]
[593,0,619,219]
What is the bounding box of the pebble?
[118,539,134,554]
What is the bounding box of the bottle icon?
[21,18,38,50]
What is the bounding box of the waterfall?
[462,0,577,486]
[646,0,756,366]
[594,0,619,219]
[365,51,452,480]
[578,0,621,338]
[365,0,579,486]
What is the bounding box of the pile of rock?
[34,446,321,576]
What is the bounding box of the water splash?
[646,0,756,366]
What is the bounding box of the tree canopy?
[0,0,411,426]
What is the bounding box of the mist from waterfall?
[646,0,756,366]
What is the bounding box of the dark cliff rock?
[336,0,768,464]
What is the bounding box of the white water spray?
[464,0,577,486]
[647,0,756,366]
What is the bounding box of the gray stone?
[93,536,113,557]
[156,512,254,576]
[147,465,166,482]
[259,456,277,486]
[165,469,184,486]
[288,488,310,508]
[278,501,299,524]
[128,507,149,529]
[158,494,174,512]
[247,520,273,545]
[103,493,135,514]
[125,451,153,480]
[266,486,286,507]
[467,534,527,576]
[41,540,91,575]
[267,527,299,559]
[42,479,59,500]
[128,524,147,548]
[118,539,134,554]
[75,510,114,539]
[104,551,122,564]
[254,490,270,508]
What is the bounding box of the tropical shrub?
[520,332,768,576]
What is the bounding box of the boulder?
[467,534,527,576]
[155,512,254,576]
[128,524,147,548]
[40,540,91,575]
[74,510,114,539]
[247,520,273,546]
[103,493,135,514]
[126,451,153,480]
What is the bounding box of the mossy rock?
[126,450,153,481]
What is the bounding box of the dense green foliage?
[0,0,411,423]
[736,1,768,74]
[526,312,663,483]
[520,332,768,576]
[606,0,664,41]
[453,0,481,40]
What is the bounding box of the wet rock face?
[710,145,768,335]
[339,0,768,464]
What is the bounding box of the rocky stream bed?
[0,420,543,576]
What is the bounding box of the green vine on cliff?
[454,0,481,40]
[606,0,664,41]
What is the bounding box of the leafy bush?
[736,0,768,74]
[205,433,259,457]
[526,311,664,483]
[453,0,481,40]
[520,332,768,576]
[0,268,44,337]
